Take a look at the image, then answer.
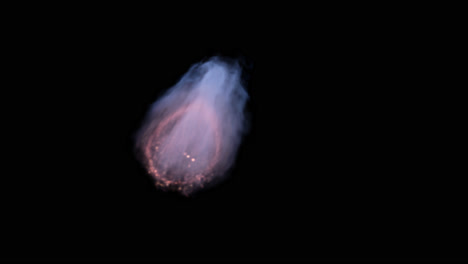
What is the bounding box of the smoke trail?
[135,57,249,196]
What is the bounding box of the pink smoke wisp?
[135,57,249,196]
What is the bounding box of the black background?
[2,3,466,262]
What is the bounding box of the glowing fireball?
[135,57,249,196]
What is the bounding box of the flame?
[135,57,249,196]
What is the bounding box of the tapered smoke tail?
[135,57,249,196]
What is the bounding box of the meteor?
[135,57,249,196]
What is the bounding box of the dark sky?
[3,4,465,262]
